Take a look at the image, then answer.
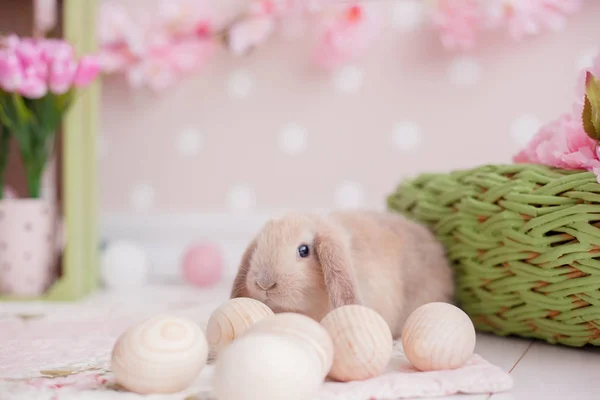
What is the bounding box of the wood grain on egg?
[320,305,393,382]
[245,312,334,378]
[111,315,208,394]
[401,302,476,372]
[206,297,273,354]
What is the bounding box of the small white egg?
[111,315,208,394]
[321,304,393,382]
[206,297,273,355]
[244,312,334,378]
[101,240,148,289]
[402,302,476,371]
[213,333,323,400]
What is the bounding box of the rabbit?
[230,210,455,338]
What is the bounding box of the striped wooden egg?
[402,302,476,371]
[206,297,274,355]
[320,305,393,381]
[111,315,208,394]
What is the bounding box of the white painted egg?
[213,333,323,400]
[244,312,334,378]
[402,302,476,371]
[206,297,273,355]
[320,304,393,381]
[111,315,208,394]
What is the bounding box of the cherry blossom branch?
[97,0,585,91]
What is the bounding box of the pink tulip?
[47,48,77,94]
[15,39,42,68]
[73,55,101,87]
[19,66,47,98]
[0,51,23,92]
[39,39,74,64]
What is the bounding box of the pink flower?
[99,3,138,46]
[19,66,47,98]
[167,39,215,72]
[98,48,135,73]
[127,56,176,91]
[313,4,381,69]
[513,111,600,182]
[432,0,484,51]
[156,0,213,37]
[47,52,77,95]
[504,0,582,40]
[73,55,101,87]
[227,16,275,56]
[0,51,23,92]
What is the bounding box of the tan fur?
[230,210,455,338]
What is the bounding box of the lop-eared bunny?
[230,210,454,338]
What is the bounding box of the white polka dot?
[392,122,423,152]
[448,56,482,86]
[97,136,107,160]
[176,128,202,156]
[391,0,424,32]
[510,114,543,146]
[335,181,365,209]
[130,183,155,211]
[227,69,254,98]
[334,65,364,94]
[576,47,598,71]
[278,123,307,155]
[227,184,256,212]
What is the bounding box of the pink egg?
[181,242,223,287]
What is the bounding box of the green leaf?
[582,72,600,139]
[583,96,598,139]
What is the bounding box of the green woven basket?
[387,164,600,347]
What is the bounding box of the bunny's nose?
[255,279,277,291]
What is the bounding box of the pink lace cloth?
[0,284,513,399]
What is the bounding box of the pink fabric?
[0,285,513,399]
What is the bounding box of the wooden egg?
[401,302,476,371]
[206,297,273,355]
[111,315,208,394]
[244,312,334,378]
[213,333,323,400]
[320,305,393,382]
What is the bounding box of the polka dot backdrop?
[99,0,600,215]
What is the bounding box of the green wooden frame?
[1,0,100,301]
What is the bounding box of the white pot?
[0,199,58,297]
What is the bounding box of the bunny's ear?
[230,237,258,299]
[314,222,361,308]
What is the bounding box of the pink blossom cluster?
[98,0,380,90]
[0,35,100,99]
[513,51,600,182]
[432,0,583,51]
[314,5,381,69]
[99,1,217,91]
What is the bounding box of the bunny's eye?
[297,244,310,258]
